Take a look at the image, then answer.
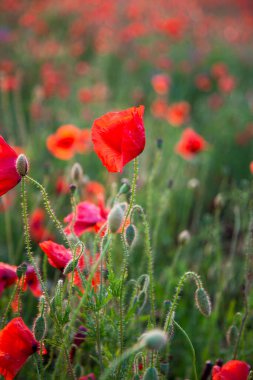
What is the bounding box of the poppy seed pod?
[195,288,211,317]
[16,154,29,177]
[140,329,168,351]
[226,325,239,346]
[108,204,124,233]
[143,367,159,380]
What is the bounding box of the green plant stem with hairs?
[21,177,76,380]
[118,158,139,354]
[164,271,202,333]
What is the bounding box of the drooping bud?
[118,179,131,195]
[33,315,46,341]
[140,329,168,351]
[178,230,191,245]
[108,204,124,233]
[195,288,211,317]
[125,224,136,247]
[226,325,239,346]
[63,258,79,275]
[143,367,159,380]
[16,154,29,177]
[16,262,27,279]
[71,162,83,184]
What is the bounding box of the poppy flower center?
[56,136,75,149]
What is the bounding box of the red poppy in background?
[0,263,17,296]
[46,125,91,160]
[151,74,170,95]
[91,106,145,172]
[175,128,207,159]
[29,208,54,243]
[23,265,42,297]
[212,360,250,380]
[0,136,21,197]
[83,181,105,205]
[72,253,102,293]
[79,374,96,380]
[0,317,39,380]
[39,240,72,270]
[250,162,253,174]
[167,101,190,127]
[64,201,107,236]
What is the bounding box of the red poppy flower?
[91,105,145,172]
[167,101,190,127]
[64,201,107,236]
[0,263,17,296]
[29,208,54,243]
[175,128,207,159]
[212,360,250,380]
[23,265,42,297]
[151,74,170,95]
[39,240,72,270]
[72,253,102,293]
[0,317,39,380]
[83,181,105,205]
[0,136,21,197]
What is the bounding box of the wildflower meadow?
[1,1,253,379]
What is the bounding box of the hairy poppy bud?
[71,162,83,184]
[125,224,136,247]
[33,315,46,341]
[55,279,63,306]
[195,288,211,317]
[143,367,159,380]
[108,204,124,233]
[226,325,239,346]
[63,258,79,275]
[119,179,131,195]
[140,329,168,350]
[16,154,29,177]
[16,262,27,279]
[160,362,169,376]
[178,230,191,245]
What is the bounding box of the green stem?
[174,320,198,380]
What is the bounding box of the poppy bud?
[125,224,136,247]
[71,162,83,184]
[226,325,239,346]
[140,329,168,351]
[178,230,191,245]
[54,279,63,307]
[143,367,159,380]
[160,362,169,375]
[16,154,29,177]
[33,315,46,341]
[119,179,131,195]
[69,184,77,194]
[195,288,211,317]
[63,258,78,275]
[16,262,27,279]
[108,204,124,233]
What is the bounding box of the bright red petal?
[0,136,20,197]
[39,240,72,270]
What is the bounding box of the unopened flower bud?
[140,329,168,351]
[71,162,83,184]
[16,262,27,279]
[16,154,29,177]
[108,204,124,233]
[143,367,159,380]
[195,288,211,317]
[187,178,200,190]
[33,315,46,341]
[119,179,131,195]
[125,224,136,247]
[226,325,239,346]
[63,258,78,275]
[178,230,191,245]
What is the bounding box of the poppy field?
[1,1,253,379]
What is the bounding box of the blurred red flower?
[46,125,91,160]
[64,201,107,236]
[175,128,207,159]
[79,374,96,380]
[91,106,145,172]
[30,208,54,243]
[39,240,72,270]
[0,136,21,197]
[22,265,42,297]
[212,360,250,380]
[0,263,17,296]
[167,102,190,127]
[151,74,170,95]
[0,317,39,380]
